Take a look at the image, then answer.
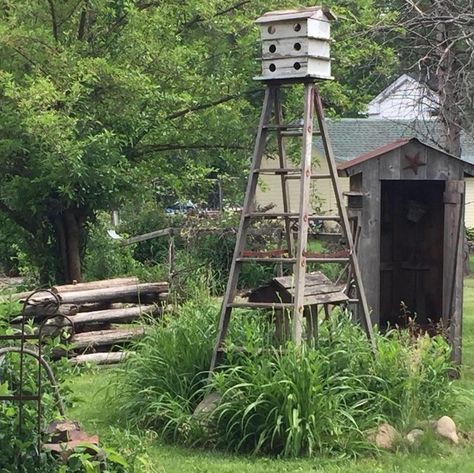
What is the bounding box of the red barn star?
[403,152,426,175]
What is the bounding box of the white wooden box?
[255,7,335,81]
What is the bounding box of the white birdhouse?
[255,6,335,81]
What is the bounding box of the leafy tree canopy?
[0,0,397,282]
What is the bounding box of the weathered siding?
[465,178,474,228]
[256,153,349,214]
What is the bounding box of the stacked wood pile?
[9,277,169,365]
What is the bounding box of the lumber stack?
[10,277,170,365]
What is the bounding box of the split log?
[70,327,145,350]
[58,283,169,305]
[69,305,161,326]
[11,304,79,322]
[69,351,133,365]
[51,277,139,294]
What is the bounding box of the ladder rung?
[263,124,302,130]
[285,174,332,180]
[236,257,350,263]
[281,131,304,137]
[254,168,300,175]
[228,302,293,309]
[253,169,332,180]
[245,213,340,221]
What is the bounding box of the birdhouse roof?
[255,6,336,24]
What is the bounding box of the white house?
[367,74,439,120]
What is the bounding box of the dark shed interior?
[380,180,444,329]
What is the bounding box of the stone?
[436,416,459,444]
[193,391,222,418]
[368,422,398,450]
[406,428,424,444]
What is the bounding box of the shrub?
[113,302,455,458]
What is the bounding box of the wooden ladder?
[210,81,375,372]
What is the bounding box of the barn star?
[403,152,426,175]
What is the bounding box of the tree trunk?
[64,210,82,282]
[53,209,84,283]
[434,2,462,157]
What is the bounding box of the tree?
[377,0,474,155]
[0,0,396,283]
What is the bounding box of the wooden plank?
[443,180,465,365]
[296,283,345,298]
[52,277,139,293]
[69,351,132,365]
[379,148,401,180]
[304,291,348,305]
[274,271,330,289]
[70,327,145,350]
[58,283,168,305]
[355,161,381,328]
[292,82,315,344]
[69,305,161,326]
[120,228,172,246]
[426,149,451,180]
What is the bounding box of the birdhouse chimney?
[255,6,335,81]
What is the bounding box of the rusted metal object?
[0,289,74,465]
[43,420,99,462]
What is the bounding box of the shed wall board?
[358,160,381,325]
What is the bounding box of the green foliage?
[208,318,454,457]
[83,214,143,281]
[113,294,455,458]
[114,290,219,432]
[0,0,398,281]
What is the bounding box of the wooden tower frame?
[209,80,375,372]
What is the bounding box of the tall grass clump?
[114,302,455,457]
[114,292,217,436]
[208,315,455,457]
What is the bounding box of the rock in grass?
[368,422,398,450]
[436,416,459,444]
[193,391,222,419]
[406,428,424,444]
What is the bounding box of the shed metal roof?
[314,119,474,165]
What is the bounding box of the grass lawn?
[68,278,474,472]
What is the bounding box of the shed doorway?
[380,180,445,330]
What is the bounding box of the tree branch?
[47,0,59,42]
[167,89,261,120]
[133,143,249,157]
[179,1,251,33]
[0,201,36,235]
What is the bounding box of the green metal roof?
[314,119,474,164]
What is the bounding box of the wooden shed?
[338,138,474,363]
